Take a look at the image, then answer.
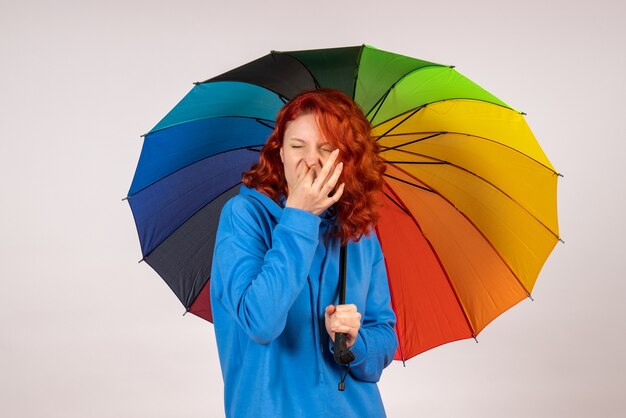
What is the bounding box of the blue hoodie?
[210,186,397,417]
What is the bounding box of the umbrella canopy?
[127,45,560,362]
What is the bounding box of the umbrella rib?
[279,51,322,90]
[370,98,523,133]
[376,130,558,176]
[254,118,276,130]
[196,79,291,104]
[178,248,213,310]
[145,114,275,137]
[383,174,435,193]
[373,105,427,142]
[374,223,408,365]
[385,161,447,165]
[381,148,561,240]
[383,191,413,216]
[128,144,266,198]
[351,45,366,101]
[367,89,390,124]
[385,164,536,299]
[363,63,453,119]
[378,132,444,152]
[142,182,243,262]
[381,182,479,342]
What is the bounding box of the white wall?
[1,0,624,416]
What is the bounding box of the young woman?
[210,89,397,417]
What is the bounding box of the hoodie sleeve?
[212,196,321,345]
[331,252,398,383]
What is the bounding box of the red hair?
[242,88,386,244]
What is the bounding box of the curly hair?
[242,88,386,244]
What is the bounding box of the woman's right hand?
[285,149,345,215]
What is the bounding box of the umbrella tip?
[473,336,478,344]
[557,172,564,178]
[121,196,129,201]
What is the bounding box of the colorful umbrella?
[126,45,560,362]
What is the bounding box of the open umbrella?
[126,44,560,362]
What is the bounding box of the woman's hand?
[325,304,361,348]
[285,149,344,215]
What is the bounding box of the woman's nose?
[304,151,321,168]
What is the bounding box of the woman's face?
[280,113,336,195]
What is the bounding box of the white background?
[1,0,624,416]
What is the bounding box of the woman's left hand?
[325,304,361,348]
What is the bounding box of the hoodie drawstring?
[307,276,324,384]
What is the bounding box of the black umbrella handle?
[333,333,355,364]
[333,245,355,365]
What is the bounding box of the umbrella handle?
[334,245,355,364]
[333,332,355,364]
